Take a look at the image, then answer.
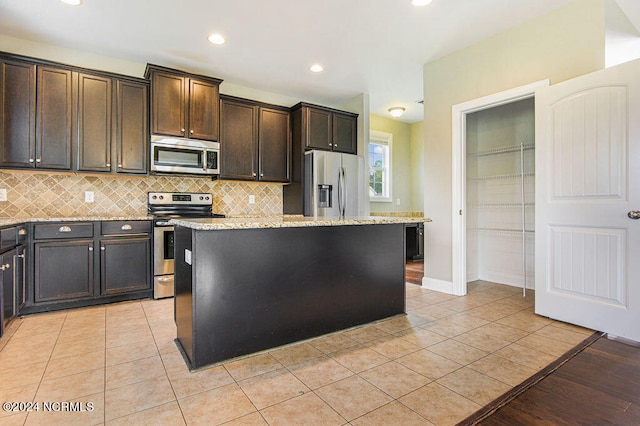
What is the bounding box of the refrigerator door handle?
[337,168,343,216]
[341,167,347,217]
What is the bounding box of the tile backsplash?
[0,171,283,218]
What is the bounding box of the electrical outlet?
[396,198,401,206]
[0,189,6,202]
[85,191,95,203]
[249,195,255,204]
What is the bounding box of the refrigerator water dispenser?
[318,184,332,208]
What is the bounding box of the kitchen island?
[172,215,429,369]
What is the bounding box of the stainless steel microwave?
[150,137,219,175]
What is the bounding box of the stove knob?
[152,195,157,200]
[200,196,204,200]
[159,195,164,200]
[205,196,210,200]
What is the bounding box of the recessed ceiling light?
[411,0,433,6]
[309,64,324,73]
[60,0,82,5]
[388,107,406,118]
[207,33,226,45]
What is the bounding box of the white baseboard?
[479,271,535,289]
[422,277,454,294]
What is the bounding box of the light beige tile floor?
[0,281,594,426]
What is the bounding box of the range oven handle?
[155,220,172,226]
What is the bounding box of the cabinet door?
[188,78,219,141]
[259,107,290,182]
[115,80,148,174]
[332,112,357,154]
[0,60,36,167]
[36,66,72,169]
[305,107,332,150]
[76,73,112,172]
[1,249,15,324]
[219,98,258,180]
[15,246,26,312]
[34,240,94,302]
[150,71,185,137]
[101,237,150,295]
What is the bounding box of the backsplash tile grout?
[0,171,283,218]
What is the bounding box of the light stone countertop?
[0,216,153,227]
[171,215,431,231]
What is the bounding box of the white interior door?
[535,59,640,342]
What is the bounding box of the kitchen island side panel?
[177,223,406,369]
[174,226,194,364]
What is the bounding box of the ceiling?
[0,0,600,123]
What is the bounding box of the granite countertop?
[171,215,432,230]
[0,216,154,227]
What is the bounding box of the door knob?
[628,211,640,220]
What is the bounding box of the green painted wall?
[422,0,607,283]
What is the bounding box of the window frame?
[368,130,393,203]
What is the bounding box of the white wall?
[422,0,607,284]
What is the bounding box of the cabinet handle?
[17,254,25,259]
[329,143,333,146]
[121,224,132,230]
[100,246,105,251]
[18,228,27,236]
[190,130,194,134]
[260,173,264,177]
[252,172,257,177]
[36,158,41,163]
[58,226,72,233]
[181,128,185,133]
[117,164,122,168]
[0,263,9,271]
[88,246,93,252]
[106,163,111,167]
[29,158,34,163]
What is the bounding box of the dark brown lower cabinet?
[24,221,153,314]
[1,248,16,332]
[34,240,94,302]
[100,237,151,295]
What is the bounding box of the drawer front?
[16,225,27,245]
[34,223,94,240]
[101,221,152,236]
[0,227,16,250]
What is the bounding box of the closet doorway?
[451,81,548,296]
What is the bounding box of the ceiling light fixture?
[388,107,406,118]
[207,33,226,45]
[411,0,433,6]
[60,0,83,5]
[309,64,324,73]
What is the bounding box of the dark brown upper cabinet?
[76,73,148,174]
[292,102,358,155]
[114,79,149,174]
[75,72,112,172]
[1,52,149,175]
[0,59,36,168]
[219,97,258,180]
[332,111,358,154]
[37,66,73,169]
[259,107,290,182]
[145,64,222,141]
[219,96,290,183]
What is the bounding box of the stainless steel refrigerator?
[304,150,364,218]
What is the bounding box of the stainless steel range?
[148,192,223,299]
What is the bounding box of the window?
[369,130,392,202]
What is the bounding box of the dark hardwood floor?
[470,336,640,425]
[406,260,423,285]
